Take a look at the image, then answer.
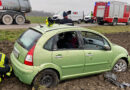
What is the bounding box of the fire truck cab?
[93,1,130,25]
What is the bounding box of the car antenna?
[37,15,44,28]
[39,23,43,28]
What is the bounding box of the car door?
[52,31,85,76]
[80,31,112,73]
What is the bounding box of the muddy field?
[0,32,130,90]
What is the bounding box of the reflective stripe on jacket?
[0,54,5,68]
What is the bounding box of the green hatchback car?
[10,24,130,88]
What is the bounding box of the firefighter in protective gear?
[0,53,12,83]
[60,11,74,25]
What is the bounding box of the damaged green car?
[10,24,130,88]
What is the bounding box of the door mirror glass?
[103,45,111,50]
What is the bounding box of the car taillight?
[24,45,35,66]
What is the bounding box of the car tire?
[2,14,13,25]
[33,69,59,89]
[15,15,25,25]
[98,22,104,25]
[77,19,81,24]
[85,21,88,23]
[113,59,128,72]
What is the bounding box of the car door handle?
[56,54,63,58]
[86,53,93,56]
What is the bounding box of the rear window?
[17,29,42,50]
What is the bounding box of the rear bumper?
[10,53,40,85]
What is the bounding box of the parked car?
[84,15,95,23]
[10,24,130,88]
[53,10,84,24]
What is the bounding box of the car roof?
[31,24,75,34]
[30,24,100,35]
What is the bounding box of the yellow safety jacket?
[0,53,12,76]
[6,66,12,77]
[0,53,12,83]
[0,53,5,68]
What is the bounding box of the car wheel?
[85,21,88,23]
[33,69,59,88]
[77,19,81,24]
[2,14,13,25]
[113,59,128,72]
[15,15,25,25]
[98,22,104,25]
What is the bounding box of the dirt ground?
[0,32,130,90]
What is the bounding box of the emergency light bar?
[107,2,110,6]
[95,2,97,6]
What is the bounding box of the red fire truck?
[93,1,130,25]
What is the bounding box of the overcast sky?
[30,0,130,14]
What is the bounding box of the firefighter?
[91,11,93,17]
[0,53,12,82]
[90,11,94,23]
[60,11,74,25]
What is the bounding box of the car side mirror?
[103,45,111,50]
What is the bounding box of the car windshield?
[18,29,42,50]
[56,11,63,15]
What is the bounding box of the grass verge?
[0,29,25,42]
[0,25,130,42]
[86,26,130,34]
[26,16,47,24]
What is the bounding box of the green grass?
[0,29,25,42]
[86,26,130,34]
[0,25,130,42]
[26,16,47,24]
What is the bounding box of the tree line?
[27,10,54,17]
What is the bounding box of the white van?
[53,10,84,24]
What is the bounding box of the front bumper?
[10,53,40,85]
[84,19,92,22]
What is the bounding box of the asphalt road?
[0,23,98,30]
[0,24,38,30]
[0,23,127,30]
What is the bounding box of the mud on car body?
[10,24,130,88]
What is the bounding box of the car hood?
[85,16,91,18]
